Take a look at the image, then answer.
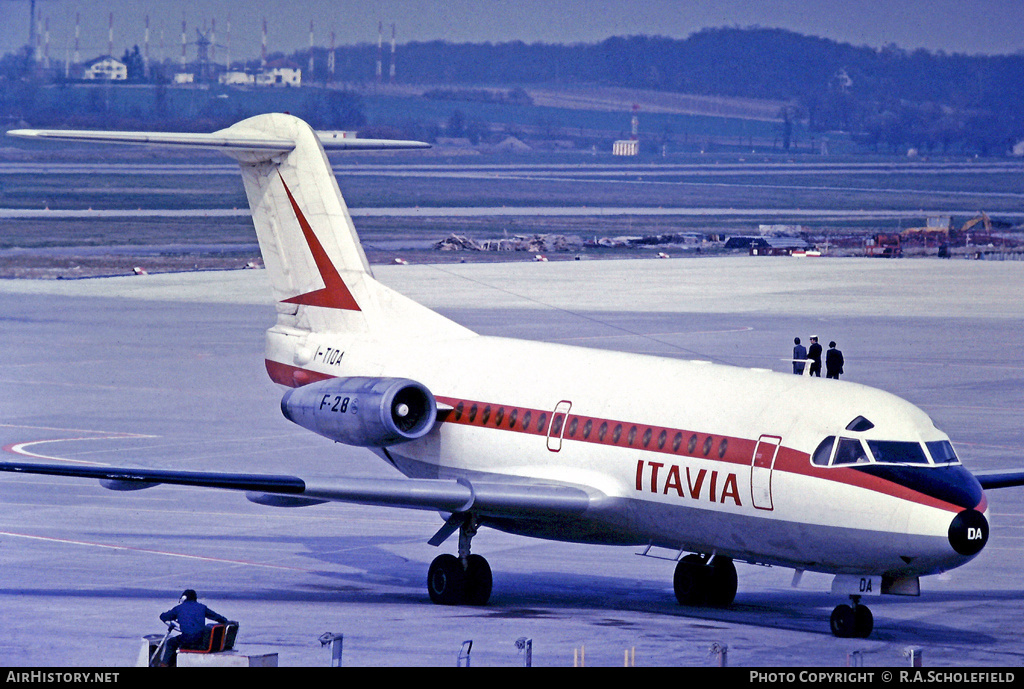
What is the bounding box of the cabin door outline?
[750,434,782,511]
[546,400,572,452]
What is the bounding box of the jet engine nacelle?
[281,377,437,447]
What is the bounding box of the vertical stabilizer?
[217,114,470,341]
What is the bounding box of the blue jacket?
[160,600,228,646]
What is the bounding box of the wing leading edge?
[0,461,594,519]
[975,470,1024,489]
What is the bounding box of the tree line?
[308,27,1023,154]
[3,27,1022,154]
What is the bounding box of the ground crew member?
[157,589,232,666]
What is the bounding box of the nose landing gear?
[830,596,873,638]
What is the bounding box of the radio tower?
[376,21,383,82]
[389,23,396,82]
[180,14,187,69]
[328,30,336,80]
[261,17,268,67]
[308,21,314,75]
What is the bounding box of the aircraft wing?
[975,470,1024,489]
[6,128,430,151]
[0,461,594,519]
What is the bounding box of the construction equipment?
[866,233,902,257]
[959,212,992,241]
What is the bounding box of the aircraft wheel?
[673,555,709,606]
[428,554,466,605]
[854,604,874,638]
[707,557,737,608]
[464,554,492,606]
[830,604,856,637]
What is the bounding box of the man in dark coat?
[807,336,822,377]
[158,589,230,666]
[792,337,807,374]
[826,341,845,379]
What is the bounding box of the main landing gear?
[427,515,492,606]
[673,554,737,608]
[830,596,874,638]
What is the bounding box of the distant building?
[613,140,639,156]
[494,136,531,153]
[219,71,255,86]
[256,60,301,87]
[82,56,127,81]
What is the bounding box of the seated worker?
[158,589,232,666]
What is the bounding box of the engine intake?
[281,377,437,447]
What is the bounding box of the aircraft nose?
[948,509,988,556]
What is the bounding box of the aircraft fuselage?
[265,326,987,581]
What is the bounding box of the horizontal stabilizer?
[7,128,429,152]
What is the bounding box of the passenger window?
[833,438,869,465]
[550,414,563,436]
[812,436,836,466]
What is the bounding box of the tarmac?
[1,255,1022,667]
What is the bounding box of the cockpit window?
[812,436,947,467]
[812,436,836,466]
[833,438,870,465]
[926,440,959,464]
[846,416,875,432]
[866,440,929,465]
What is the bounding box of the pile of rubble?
[434,233,584,253]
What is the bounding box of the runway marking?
[1,424,157,465]
[0,530,313,572]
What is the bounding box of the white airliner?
[5,113,1023,639]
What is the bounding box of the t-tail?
[9,113,474,362]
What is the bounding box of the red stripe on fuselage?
[265,359,980,514]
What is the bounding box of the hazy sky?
[3,0,1023,63]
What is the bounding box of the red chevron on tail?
[278,172,361,312]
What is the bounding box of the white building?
[613,140,639,156]
[219,71,255,86]
[82,56,127,81]
[256,61,301,87]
